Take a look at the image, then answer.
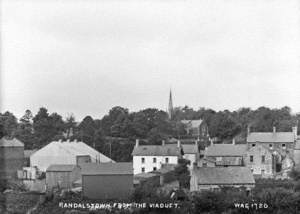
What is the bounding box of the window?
[141,157,145,164]
[282,144,286,149]
[203,162,207,167]
[269,144,273,149]
[153,167,157,171]
[165,157,169,163]
[251,168,254,173]
[261,155,265,163]
[153,158,156,163]
[261,169,265,175]
[250,155,254,162]
[252,144,256,147]
[141,167,145,173]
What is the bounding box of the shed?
[81,162,133,199]
[46,164,81,190]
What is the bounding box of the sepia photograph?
[1,0,300,213]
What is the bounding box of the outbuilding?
[81,162,133,199]
[46,164,81,190]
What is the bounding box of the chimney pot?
[177,140,181,148]
[232,138,236,145]
[273,126,276,133]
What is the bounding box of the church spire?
[168,89,174,119]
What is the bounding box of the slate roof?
[81,162,133,175]
[132,144,181,156]
[0,137,24,147]
[182,144,198,154]
[181,119,203,128]
[205,144,247,157]
[247,132,295,143]
[193,167,255,185]
[46,164,78,172]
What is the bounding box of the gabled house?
[182,143,199,169]
[190,167,255,191]
[201,143,247,167]
[132,140,182,175]
[181,119,209,139]
[30,140,114,171]
[245,144,275,178]
[247,126,297,157]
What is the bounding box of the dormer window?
[141,157,145,163]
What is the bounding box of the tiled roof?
[81,162,133,175]
[0,137,24,147]
[193,167,255,185]
[205,144,247,157]
[247,132,295,143]
[46,164,78,172]
[182,144,198,154]
[181,119,203,128]
[132,144,181,156]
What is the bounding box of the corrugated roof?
[193,167,255,185]
[182,144,198,154]
[181,119,203,128]
[0,137,24,147]
[46,164,78,172]
[205,144,247,157]
[247,132,295,143]
[81,162,133,175]
[132,144,181,156]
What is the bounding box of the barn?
[46,164,81,190]
[82,162,133,199]
[0,137,24,186]
[30,140,114,171]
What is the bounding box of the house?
[46,164,81,190]
[181,119,209,139]
[201,142,247,167]
[0,137,24,186]
[245,144,275,178]
[30,140,114,171]
[247,126,297,157]
[81,162,133,199]
[132,139,182,174]
[182,142,199,170]
[190,167,255,191]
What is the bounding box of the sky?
[1,0,300,120]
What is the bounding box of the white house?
[132,140,182,175]
[182,142,199,170]
[30,140,114,171]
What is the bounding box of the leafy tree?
[0,111,18,137]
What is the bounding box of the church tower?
[168,89,174,119]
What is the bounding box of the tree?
[0,111,18,137]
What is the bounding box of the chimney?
[177,140,181,148]
[135,139,139,147]
[273,126,276,133]
[162,140,165,146]
[232,138,236,145]
[210,138,214,146]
